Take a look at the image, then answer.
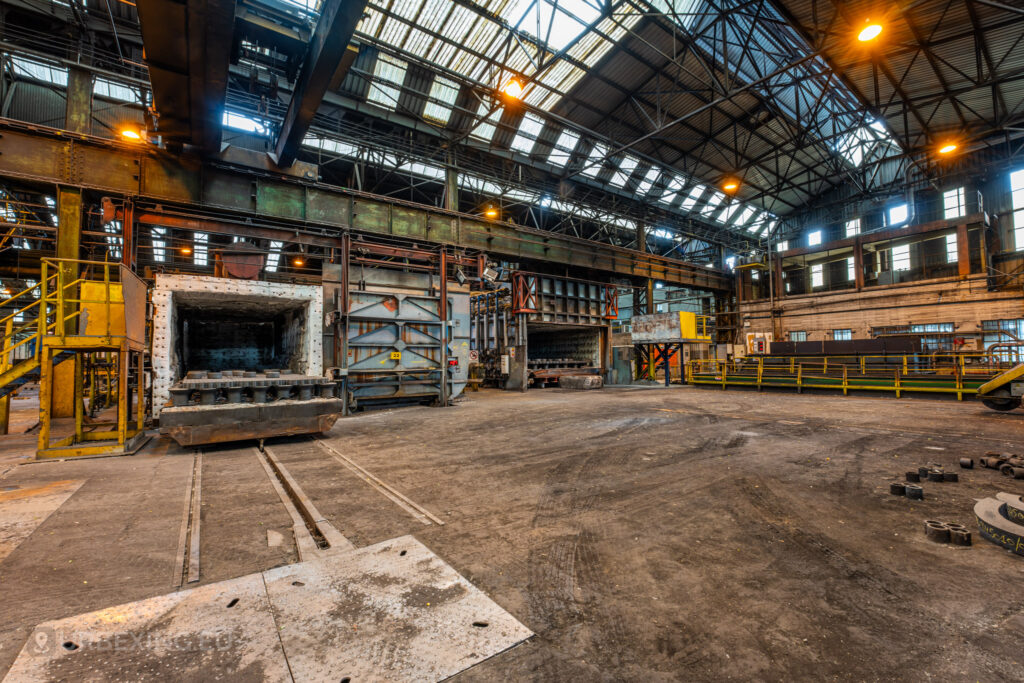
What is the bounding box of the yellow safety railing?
[0,259,128,365]
[685,352,1018,400]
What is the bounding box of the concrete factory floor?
[1,386,1024,680]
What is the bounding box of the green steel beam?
[0,120,730,290]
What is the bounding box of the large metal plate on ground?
[0,480,84,563]
[264,535,533,681]
[3,574,288,682]
[5,535,532,682]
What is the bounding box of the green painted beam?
[0,120,731,290]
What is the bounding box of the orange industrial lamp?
[722,178,740,193]
[858,21,883,42]
[938,142,958,155]
[484,205,499,219]
[500,77,524,100]
[120,128,143,141]
[293,257,305,267]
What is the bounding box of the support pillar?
[854,239,865,291]
[65,68,92,134]
[52,186,82,417]
[444,154,459,212]
[957,223,970,278]
[635,222,646,252]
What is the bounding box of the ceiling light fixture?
[722,179,740,192]
[500,77,524,100]
[484,206,499,219]
[293,257,305,267]
[180,246,192,255]
[858,22,883,42]
[938,143,958,155]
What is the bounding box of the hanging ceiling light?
[938,142,958,155]
[500,77,524,100]
[858,21,883,42]
[722,178,740,193]
[484,205,499,219]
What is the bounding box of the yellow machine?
[976,363,1024,411]
[0,258,148,458]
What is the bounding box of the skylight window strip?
[469,100,501,143]
[609,155,639,188]
[366,53,409,110]
[635,168,661,196]
[733,206,756,227]
[580,143,608,178]
[265,241,284,272]
[679,184,705,210]
[716,202,740,224]
[223,111,270,136]
[657,177,684,205]
[423,75,460,125]
[510,112,544,154]
[547,129,580,168]
[700,192,725,216]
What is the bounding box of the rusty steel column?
[65,68,92,134]
[52,186,83,418]
[439,247,449,406]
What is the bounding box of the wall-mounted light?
[120,128,143,141]
[293,257,305,267]
[180,246,192,255]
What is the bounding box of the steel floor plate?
[4,535,532,682]
[264,535,533,682]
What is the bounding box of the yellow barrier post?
[843,364,848,395]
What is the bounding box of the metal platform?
[4,535,533,682]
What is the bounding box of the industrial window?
[104,221,122,260]
[580,143,608,178]
[422,76,459,125]
[366,54,408,110]
[946,234,958,263]
[889,203,908,227]
[811,263,823,288]
[302,134,359,157]
[609,155,639,188]
[717,202,740,224]
[469,100,501,142]
[1011,170,1024,251]
[789,331,807,342]
[265,241,284,272]
[943,187,965,220]
[733,206,756,228]
[982,319,1024,362]
[677,183,703,209]
[10,56,68,86]
[510,113,544,154]
[777,240,788,252]
[845,218,860,237]
[833,329,852,341]
[547,129,580,168]
[700,192,725,217]
[808,230,822,247]
[892,244,911,271]
[635,167,660,196]
[223,111,269,136]
[751,270,760,281]
[151,227,166,263]
[847,257,855,281]
[193,232,208,266]
[94,77,141,103]
[911,322,955,352]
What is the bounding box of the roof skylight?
[510,112,544,155]
[547,129,580,168]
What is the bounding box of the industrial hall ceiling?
[0,0,1023,257]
